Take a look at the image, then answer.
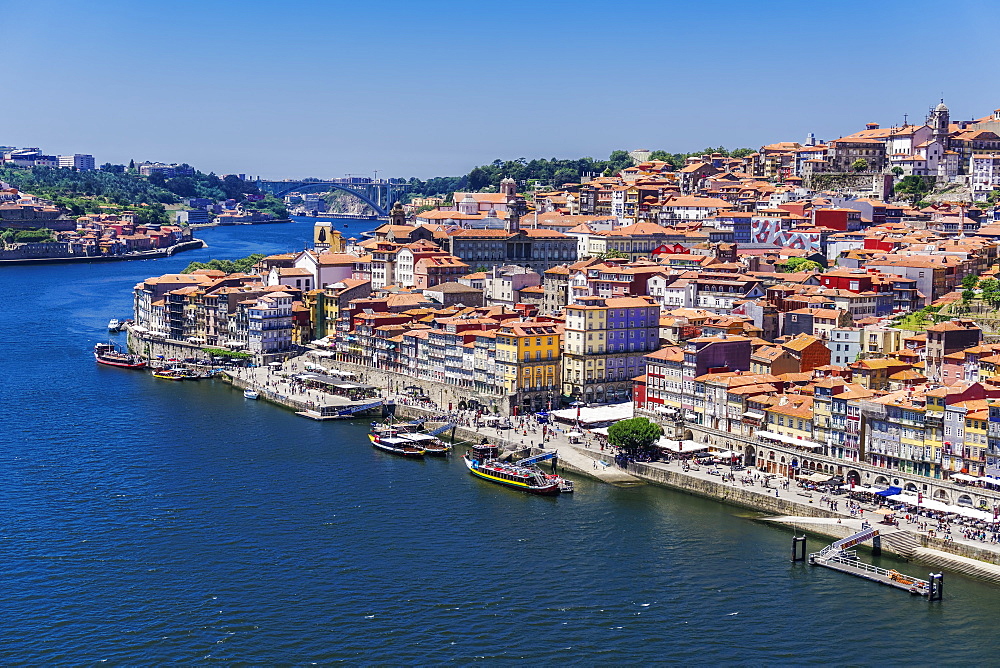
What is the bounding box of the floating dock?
[802,527,943,600]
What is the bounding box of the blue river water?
[1,216,997,663]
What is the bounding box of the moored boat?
[108,319,121,331]
[94,343,147,369]
[463,444,560,495]
[152,368,186,380]
[398,432,451,456]
[368,432,425,458]
[244,388,259,399]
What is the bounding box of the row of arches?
[737,445,983,508]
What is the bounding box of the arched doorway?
[846,470,861,486]
[874,476,889,487]
[958,494,973,507]
[744,445,756,467]
[904,483,918,492]
[934,489,951,503]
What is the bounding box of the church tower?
[389,201,406,226]
[928,99,950,148]
[499,177,516,198]
[506,194,527,233]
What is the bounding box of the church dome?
[935,100,949,112]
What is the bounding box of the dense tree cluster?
[0,165,270,224]
[180,253,264,275]
[400,147,754,200]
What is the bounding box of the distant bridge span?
[256,179,409,216]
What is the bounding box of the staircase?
[879,530,920,559]
[911,547,1000,584]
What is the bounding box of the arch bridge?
[256,179,409,216]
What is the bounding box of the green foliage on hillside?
[243,195,288,219]
[1,227,55,244]
[648,146,754,169]
[180,253,264,275]
[0,165,264,225]
[894,175,936,199]
[402,146,754,200]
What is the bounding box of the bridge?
[256,178,409,216]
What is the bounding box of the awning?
[743,410,766,420]
[950,473,979,482]
[875,486,903,497]
[658,438,709,453]
[753,430,824,450]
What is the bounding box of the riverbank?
[0,238,205,265]
[119,341,1000,582]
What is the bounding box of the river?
[1,216,996,663]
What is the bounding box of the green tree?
[607,417,663,459]
[962,274,980,290]
[962,288,976,303]
[891,166,904,177]
[851,158,869,172]
[980,278,1000,306]
[181,253,264,275]
[784,257,822,272]
[597,249,629,260]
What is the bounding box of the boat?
[463,444,561,495]
[93,343,146,369]
[370,417,424,435]
[108,319,121,331]
[152,368,186,381]
[398,432,451,456]
[244,388,259,399]
[368,432,425,458]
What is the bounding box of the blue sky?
[3,0,999,180]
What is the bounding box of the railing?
[819,554,930,589]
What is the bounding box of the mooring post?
[928,572,944,601]
[872,535,882,557]
[791,535,806,562]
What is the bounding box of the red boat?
[94,343,146,369]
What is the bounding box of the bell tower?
[928,99,950,148]
[314,220,332,252]
[389,201,406,226]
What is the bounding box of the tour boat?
[152,368,187,381]
[368,432,425,458]
[398,432,451,456]
[93,343,146,369]
[108,319,121,331]
[463,444,561,495]
[244,388,259,399]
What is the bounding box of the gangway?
[807,526,941,599]
[426,422,456,436]
[517,451,558,467]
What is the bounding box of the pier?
[807,527,939,598]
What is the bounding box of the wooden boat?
[397,432,451,456]
[368,432,425,458]
[94,343,146,369]
[463,444,560,495]
[152,368,186,381]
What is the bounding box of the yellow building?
[496,320,562,413]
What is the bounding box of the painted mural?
[751,218,822,252]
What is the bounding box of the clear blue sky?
[3,0,999,180]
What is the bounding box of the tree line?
[398,146,754,199]
[0,165,280,224]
